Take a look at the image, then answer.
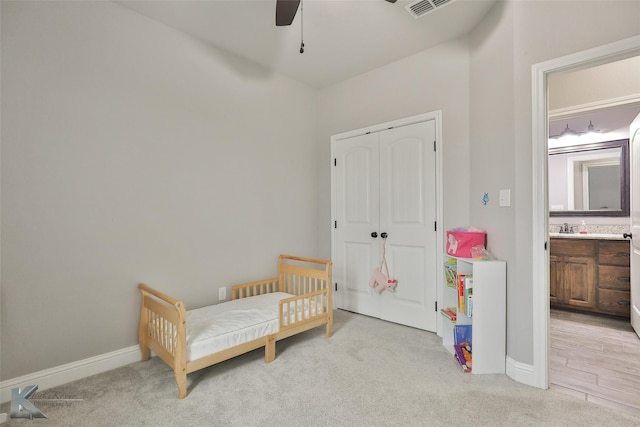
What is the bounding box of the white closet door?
[379,121,437,331]
[334,132,381,318]
[333,119,437,332]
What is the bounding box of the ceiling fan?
[276,0,398,26]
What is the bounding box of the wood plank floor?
[550,309,640,418]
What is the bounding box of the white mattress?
[186,292,295,362]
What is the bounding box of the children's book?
[445,307,457,320]
[454,324,472,347]
[453,343,472,372]
[464,277,473,317]
[457,274,466,314]
[440,307,457,322]
[445,259,457,288]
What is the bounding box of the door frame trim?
[330,111,443,332]
[532,35,640,389]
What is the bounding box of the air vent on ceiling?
[405,0,456,19]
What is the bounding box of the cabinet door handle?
[618,301,631,305]
[617,276,631,282]
[615,252,630,257]
[371,232,378,238]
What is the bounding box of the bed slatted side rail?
[277,255,333,336]
[231,278,279,300]
[279,288,328,329]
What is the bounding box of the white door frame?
[532,35,640,389]
[330,111,444,332]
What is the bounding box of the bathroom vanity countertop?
[549,232,630,241]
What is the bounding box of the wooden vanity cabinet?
[549,239,596,309]
[597,240,631,317]
[549,238,631,317]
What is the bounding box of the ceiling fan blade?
[276,0,301,26]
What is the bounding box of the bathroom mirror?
[548,139,629,217]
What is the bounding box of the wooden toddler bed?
[138,255,332,398]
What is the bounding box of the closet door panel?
[386,245,426,301]
[334,133,381,317]
[387,138,424,223]
[342,242,376,314]
[379,121,437,331]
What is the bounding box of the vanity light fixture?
[550,121,600,139]
[586,120,600,134]
[554,124,579,138]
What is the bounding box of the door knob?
[371,232,378,238]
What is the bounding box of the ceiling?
[116,1,640,136]
[117,0,496,88]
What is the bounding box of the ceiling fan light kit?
[275,0,300,27]
[274,0,457,54]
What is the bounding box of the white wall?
[0,1,318,379]
[468,0,524,364]
[548,56,640,111]
[468,0,640,365]
[469,1,516,271]
[515,0,640,365]
[317,38,472,257]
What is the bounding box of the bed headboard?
[277,255,332,297]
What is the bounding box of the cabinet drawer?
[598,289,631,317]
[598,241,630,266]
[598,265,631,290]
[549,239,596,257]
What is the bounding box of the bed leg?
[139,344,150,362]
[138,302,150,361]
[176,369,187,399]
[265,335,276,363]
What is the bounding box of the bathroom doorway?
[545,54,640,416]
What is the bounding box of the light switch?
[499,189,511,207]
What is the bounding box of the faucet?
[559,223,572,233]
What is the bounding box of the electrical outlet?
[219,287,226,301]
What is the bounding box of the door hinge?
[334,158,337,166]
[434,222,437,231]
[544,241,548,250]
[334,220,337,229]
[335,283,338,291]
[435,301,438,312]
[433,140,436,152]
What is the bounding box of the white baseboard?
[0,345,141,404]
[506,355,544,389]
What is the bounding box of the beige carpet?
[2,309,639,426]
